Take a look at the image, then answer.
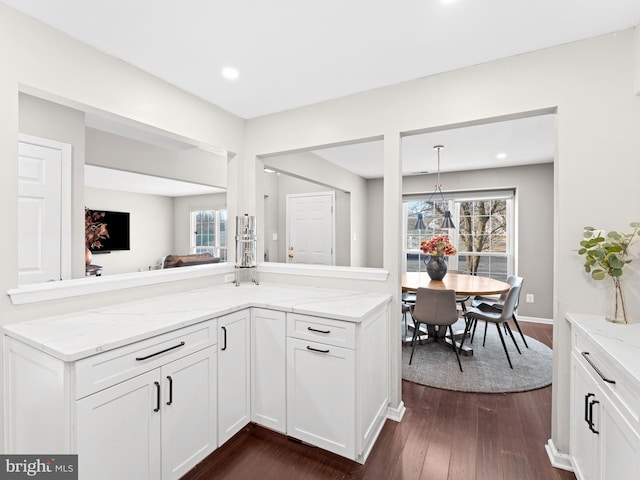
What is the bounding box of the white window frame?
[403,189,515,279]
[190,209,227,261]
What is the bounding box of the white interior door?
[286,192,335,265]
[18,141,63,284]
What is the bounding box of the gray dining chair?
[448,269,471,314]
[409,288,462,372]
[471,275,527,348]
[462,283,522,369]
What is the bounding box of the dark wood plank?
[181,322,576,480]
[446,392,478,480]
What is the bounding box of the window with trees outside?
[404,190,514,280]
[191,209,227,262]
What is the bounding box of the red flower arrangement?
[420,234,457,257]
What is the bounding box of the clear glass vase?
[605,278,629,324]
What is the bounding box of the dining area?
[400,269,550,393]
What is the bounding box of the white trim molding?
[8,263,234,305]
[545,439,574,472]
[387,401,406,423]
[258,262,389,281]
[518,315,554,325]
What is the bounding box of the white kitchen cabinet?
[76,347,216,480]
[76,369,162,480]
[287,336,356,458]
[568,314,640,480]
[217,309,251,444]
[4,284,392,473]
[4,319,218,480]
[286,307,389,463]
[161,347,217,479]
[251,308,286,432]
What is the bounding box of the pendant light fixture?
[429,145,456,229]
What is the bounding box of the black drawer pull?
[306,345,330,354]
[166,376,173,406]
[307,326,331,334]
[136,342,186,361]
[588,399,600,434]
[221,326,227,351]
[584,393,595,424]
[153,381,161,413]
[581,352,616,384]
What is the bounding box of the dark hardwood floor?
[182,321,576,480]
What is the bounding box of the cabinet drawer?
[572,328,640,428]
[287,313,355,349]
[75,319,216,399]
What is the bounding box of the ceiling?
[3,0,639,120]
[5,1,638,180]
[312,113,555,179]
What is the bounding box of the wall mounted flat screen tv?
[88,209,130,252]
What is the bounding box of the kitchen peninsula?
[4,282,391,480]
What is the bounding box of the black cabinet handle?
[136,342,185,361]
[581,352,616,384]
[306,345,330,354]
[307,326,331,334]
[221,326,227,351]
[584,393,595,424]
[166,376,173,406]
[588,399,600,434]
[153,381,161,412]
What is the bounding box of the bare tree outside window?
[405,197,510,278]
[457,199,507,278]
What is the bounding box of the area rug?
[402,320,552,393]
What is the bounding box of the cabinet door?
[162,347,217,480]
[286,337,355,459]
[218,309,251,445]
[76,369,161,480]
[570,354,600,480]
[600,397,640,480]
[251,308,286,432]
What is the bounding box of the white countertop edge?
[565,311,640,387]
[7,263,235,305]
[257,262,389,281]
[4,284,392,362]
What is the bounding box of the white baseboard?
[545,439,574,472]
[518,315,554,325]
[387,401,406,422]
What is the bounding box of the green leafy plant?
[578,222,639,323]
[579,223,639,279]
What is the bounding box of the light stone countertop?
[566,312,640,387]
[3,282,391,362]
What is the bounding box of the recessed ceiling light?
[263,168,276,174]
[496,152,507,160]
[221,67,239,80]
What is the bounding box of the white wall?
[85,187,174,274]
[263,150,368,266]
[0,5,245,450]
[86,128,227,189]
[634,26,640,96]
[243,30,640,458]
